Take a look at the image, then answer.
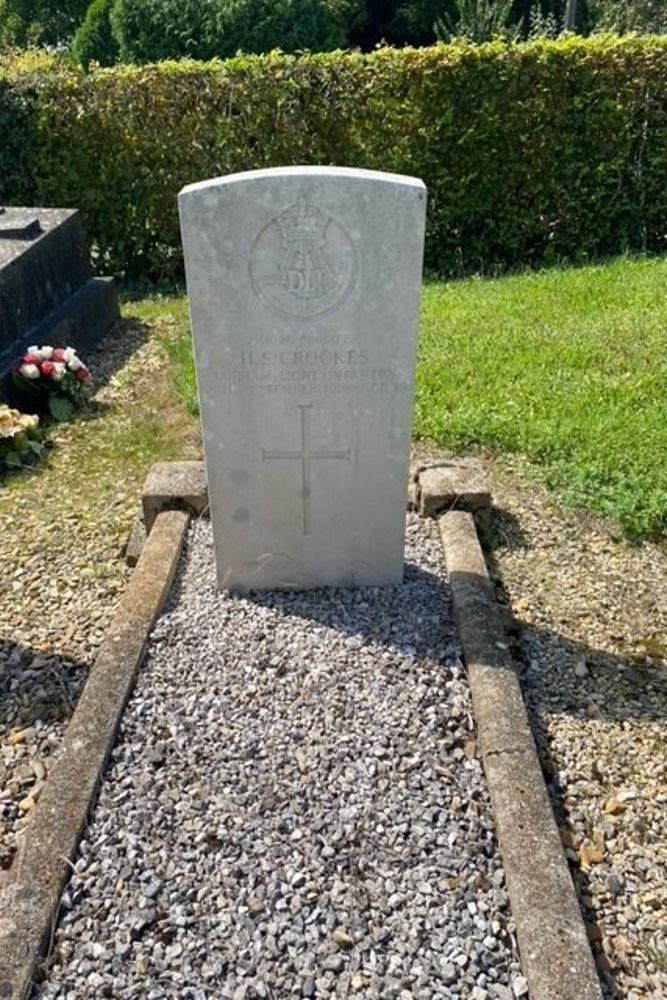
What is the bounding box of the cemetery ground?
[0,259,665,999]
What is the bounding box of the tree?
[435,0,520,42]
[71,0,118,68]
[0,0,89,46]
[385,0,454,45]
[110,0,347,64]
[587,0,667,34]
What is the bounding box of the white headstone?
[179,166,426,590]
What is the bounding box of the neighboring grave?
[0,207,118,392]
[179,166,427,590]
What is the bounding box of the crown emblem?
[250,196,357,319]
[277,195,328,245]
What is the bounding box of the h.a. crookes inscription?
[179,166,427,591]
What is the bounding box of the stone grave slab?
[179,166,427,590]
[0,207,118,392]
[0,207,41,240]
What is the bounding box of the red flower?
[40,361,56,378]
[74,367,90,382]
[52,348,66,362]
[23,354,41,367]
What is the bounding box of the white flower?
[27,346,42,361]
[51,363,66,382]
[40,346,54,360]
[63,347,77,365]
[19,363,40,379]
[67,355,83,372]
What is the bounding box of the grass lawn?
[416,256,667,541]
[123,255,667,544]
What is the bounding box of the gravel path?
[33,514,523,1000]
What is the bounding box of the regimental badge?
[249,195,357,320]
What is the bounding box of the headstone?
[179,166,426,590]
[0,207,119,393]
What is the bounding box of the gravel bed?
[485,464,667,1000]
[34,514,524,1000]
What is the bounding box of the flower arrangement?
[12,345,93,421]
[0,404,43,469]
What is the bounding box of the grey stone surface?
[179,166,427,590]
[142,460,208,534]
[123,511,147,567]
[418,459,492,518]
[0,209,41,240]
[0,207,118,392]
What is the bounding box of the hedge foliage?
[3,36,667,281]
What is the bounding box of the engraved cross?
[262,404,351,535]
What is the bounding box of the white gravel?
[34,513,523,1000]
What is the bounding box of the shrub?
[212,0,346,57]
[110,0,346,65]
[110,0,221,63]
[0,75,37,203]
[0,0,90,47]
[435,0,520,43]
[72,0,119,69]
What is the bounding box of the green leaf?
[11,372,42,397]
[48,395,74,422]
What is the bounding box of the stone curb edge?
[0,509,191,1000]
[440,510,604,1000]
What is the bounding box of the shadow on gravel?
[0,638,87,734]
[504,625,666,1000]
[481,506,667,1000]
[0,638,88,870]
[482,504,667,725]
[486,505,532,552]
[85,316,153,394]
[232,561,458,663]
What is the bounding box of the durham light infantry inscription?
[201,341,408,398]
[179,166,427,590]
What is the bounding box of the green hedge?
[3,37,667,281]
